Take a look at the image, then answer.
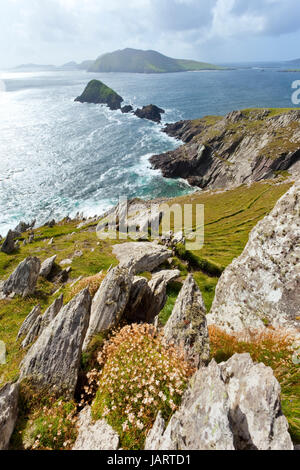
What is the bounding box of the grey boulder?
[73,407,119,450]
[83,266,133,350]
[0,383,19,450]
[112,242,171,274]
[2,257,41,298]
[39,255,57,279]
[20,288,91,397]
[17,305,41,339]
[163,274,210,368]
[1,230,17,254]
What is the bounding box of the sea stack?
[75,79,123,110]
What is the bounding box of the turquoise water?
[0,66,298,234]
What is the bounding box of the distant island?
[14,48,225,74]
[285,58,300,67]
[88,48,225,74]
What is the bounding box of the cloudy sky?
[0,0,299,68]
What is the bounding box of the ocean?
[0,65,298,235]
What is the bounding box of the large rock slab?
[0,383,19,450]
[163,274,210,368]
[39,255,57,279]
[2,257,41,298]
[17,305,41,339]
[20,289,91,397]
[21,315,42,349]
[145,354,293,450]
[112,242,171,274]
[83,266,133,350]
[40,295,64,332]
[0,230,17,254]
[73,406,119,450]
[207,183,300,333]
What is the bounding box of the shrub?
[90,324,194,450]
[68,272,106,299]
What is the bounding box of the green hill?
[88,48,224,74]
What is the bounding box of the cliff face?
[150,109,300,189]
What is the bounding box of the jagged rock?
[17,305,41,339]
[20,289,91,397]
[55,267,71,284]
[14,220,35,233]
[83,266,133,350]
[2,257,41,298]
[1,230,17,254]
[219,354,293,450]
[48,237,54,245]
[21,315,42,349]
[163,274,210,368]
[121,105,133,114]
[0,383,19,450]
[134,104,165,123]
[73,407,119,450]
[207,183,300,333]
[39,255,57,278]
[28,233,34,244]
[112,242,171,274]
[97,199,163,238]
[40,295,64,332]
[0,341,6,365]
[145,354,293,450]
[60,259,72,266]
[150,109,300,189]
[124,270,180,324]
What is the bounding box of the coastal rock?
[14,220,35,233]
[0,341,6,365]
[0,383,19,450]
[150,109,300,189]
[207,183,300,333]
[75,79,123,111]
[134,104,165,123]
[40,294,64,332]
[20,288,91,397]
[17,305,41,339]
[1,230,17,254]
[146,354,293,450]
[73,406,119,450]
[2,257,41,298]
[163,274,210,368]
[39,255,57,279]
[112,242,171,274]
[21,315,42,349]
[121,105,133,114]
[219,354,293,450]
[124,270,179,324]
[83,266,133,350]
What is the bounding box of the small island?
[75,79,124,110]
[134,105,165,123]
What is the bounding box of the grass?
[209,326,300,444]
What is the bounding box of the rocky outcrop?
[121,105,133,114]
[163,274,210,368]
[75,80,123,110]
[0,383,19,450]
[124,270,180,324]
[17,305,41,339]
[1,230,18,254]
[21,315,42,349]
[2,257,41,298]
[73,407,119,450]
[150,109,300,189]
[39,255,57,279]
[145,354,293,450]
[14,220,35,234]
[112,242,171,274]
[20,289,91,397]
[40,295,64,332]
[83,266,133,350]
[207,183,300,333]
[134,105,165,123]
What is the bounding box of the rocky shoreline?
[150,108,300,189]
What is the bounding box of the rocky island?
[150,108,300,189]
[134,104,165,123]
[75,79,124,110]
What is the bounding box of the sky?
[0,0,300,68]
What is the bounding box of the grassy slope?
[0,179,298,443]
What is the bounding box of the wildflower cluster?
[91,324,194,450]
[29,399,78,450]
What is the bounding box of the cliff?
[150,108,300,189]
